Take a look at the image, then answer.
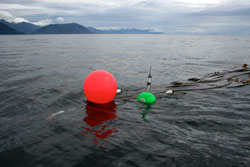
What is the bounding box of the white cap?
[166,90,174,95]
[116,89,122,94]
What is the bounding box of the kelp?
[162,64,250,93]
[115,64,249,101]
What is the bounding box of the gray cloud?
[0,0,250,34]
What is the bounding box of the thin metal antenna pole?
[146,66,152,92]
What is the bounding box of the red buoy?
[83,70,117,104]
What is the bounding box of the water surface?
[0,34,250,167]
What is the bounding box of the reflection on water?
[140,106,152,122]
[81,101,119,145]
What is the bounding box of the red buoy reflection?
[81,101,119,145]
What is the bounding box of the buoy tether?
[137,66,156,105]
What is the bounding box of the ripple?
[1,34,250,167]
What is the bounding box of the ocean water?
[0,34,250,167]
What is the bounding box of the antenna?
[146,66,152,92]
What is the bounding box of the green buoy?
[137,66,156,105]
[137,92,156,105]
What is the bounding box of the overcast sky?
[0,0,250,34]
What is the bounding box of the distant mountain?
[88,27,164,34]
[33,23,93,34]
[0,19,163,35]
[0,19,41,34]
[0,22,24,35]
